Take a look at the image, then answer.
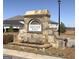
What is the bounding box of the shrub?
[58,22,66,33]
[3,34,14,44]
[8,25,13,32]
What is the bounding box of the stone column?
[42,17,49,44]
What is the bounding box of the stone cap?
[24,9,50,16]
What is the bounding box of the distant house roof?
[3,16,24,27]
[48,20,58,24]
[5,15,24,20]
[3,15,58,27]
[3,20,24,27]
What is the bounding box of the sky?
[3,0,75,27]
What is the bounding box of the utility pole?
[58,0,61,36]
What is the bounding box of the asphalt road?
[4,49,66,59]
[3,55,27,59]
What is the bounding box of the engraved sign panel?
[29,24,41,32]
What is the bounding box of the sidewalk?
[3,49,66,59]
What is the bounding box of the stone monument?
[17,9,51,44]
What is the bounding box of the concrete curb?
[3,49,66,59]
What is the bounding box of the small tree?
[60,22,66,33]
[8,25,13,32]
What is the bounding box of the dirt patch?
[4,44,75,59]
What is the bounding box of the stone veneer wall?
[17,15,51,44]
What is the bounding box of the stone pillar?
[42,21,49,44]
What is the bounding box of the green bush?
[3,34,14,44]
[8,25,13,32]
[58,22,66,33]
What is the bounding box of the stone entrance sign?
[11,9,68,49]
[17,9,50,44]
